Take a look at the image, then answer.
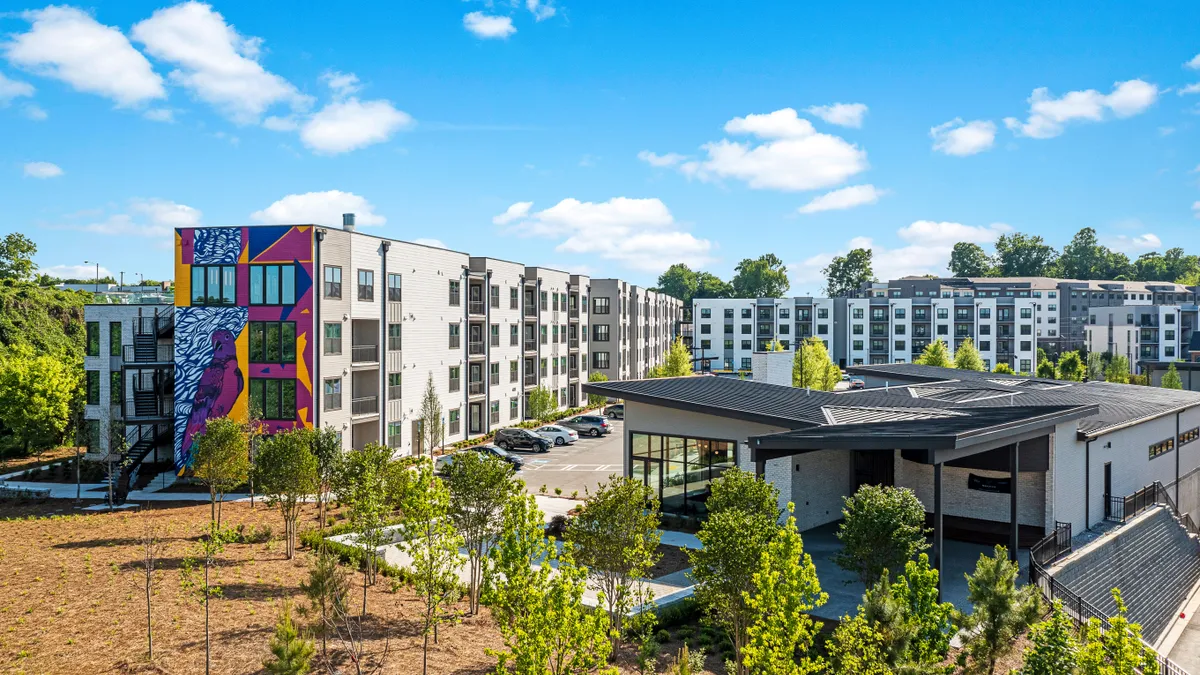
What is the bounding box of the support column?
[1009,441,1020,561]
[754,457,766,477]
[933,460,943,602]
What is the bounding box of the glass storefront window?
[630,432,737,517]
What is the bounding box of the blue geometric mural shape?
[281,260,313,321]
[194,228,242,265]
[247,225,295,262]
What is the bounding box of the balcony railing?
[524,372,538,386]
[352,396,378,416]
[468,300,486,315]
[524,305,538,317]
[569,368,579,379]
[468,341,486,356]
[524,339,538,352]
[352,345,378,363]
[387,385,401,402]
[569,338,579,348]
[123,344,173,363]
[569,308,579,318]
[469,381,485,396]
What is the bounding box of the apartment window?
[894,340,906,352]
[853,340,864,351]
[915,308,928,320]
[741,358,752,370]
[739,308,750,319]
[510,325,519,346]
[853,324,864,335]
[449,324,460,349]
[894,308,905,319]
[540,325,548,344]
[490,284,500,308]
[817,324,828,335]
[449,366,460,392]
[1166,330,1176,341]
[593,297,610,314]
[700,339,711,349]
[1167,313,1177,325]
[388,324,402,351]
[387,273,402,302]
[1019,359,1031,373]
[388,373,402,401]
[872,308,886,321]
[733,339,745,350]
[741,324,751,335]
[191,265,237,305]
[86,370,99,405]
[490,401,500,425]
[510,287,519,309]
[540,291,548,310]
[955,308,971,321]
[109,322,122,357]
[249,321,297,363]
[979,340,991,351]
[1020,325,1032,335]
[552,293,559,311]
[324,378,342,411]
[979,325,991,335]
[356,269,374,302]
[895,325,906,335]
[1020,340,1032,351]
[449,409,460,435]
[510,397,519,420]
[489,324,499,347]
[1020,308,1032,319]
[250,378,297,421]
[817,308,828,319]
[700,308,711,319]
[540,358,548,377]
[779,324,790,334]
[593,352,610,369]
[1166,346,1176,358]
[723,308,734,319]
[490,362,500,385]
[510,360,519,383]
[1150,437,1175,460]
[1180,428,1200,446]
[595,325,611,341]
[448,280,460,306]
[979,308,991,319]
[552,325,559,343]
[700,324,711,335]
[250,264,297,305]
[388,421,403,449]
[937,325,948,335]
[853,308,864,319]
[86,322,100,357]
[937,308,948,320]
[110,371,122,406]
[324,323,342,355]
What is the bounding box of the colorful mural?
[174,225,315,470]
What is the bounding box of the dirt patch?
[648,544,691,579]
[0,446,87,477]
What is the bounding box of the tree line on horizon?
[655,227,1200,309]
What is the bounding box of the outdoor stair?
[1053,506,1200,644]
[133,333,158,362]
[112,425,169,504]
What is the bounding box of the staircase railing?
[1106,481,1200,538]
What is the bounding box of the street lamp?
[83,260,100,293]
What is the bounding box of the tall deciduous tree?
[190,416,250,527]
[656,263,699,310]
[695,271,734,299]
[1086,352,1105,381]
[732,254,790,298]
[953,337,985,371]
[254,427,319,558]
[443,450,518,614]
[657,337,693,378]
[1057,351,1084,382]
[1163,362,1184,390]
[586,371,609,406]
[0,233,37,280]
[1058,227,1108,280]
[823,248,875,297]
[418,373,443,458]
[706,467,780,523]
[993,232,1057,277]
[565,476,662,650]
[959,545,1040,675]
[1105,354,1131,384]
[741,502,827,675]
[0,343,77,455]
[793,337,842,391]
[948,242,993,277]
[914,339,953,368]
[1021,600,1077,675]
[526,385,555,421]
[834,485,929,585]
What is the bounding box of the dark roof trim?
[580,380,820,430]
[844,365,958,384]
[1076,401,1200,440]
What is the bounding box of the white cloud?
[22,103,47,120]
[299,98,414,154]
[497,197,714,272]
[464,12,516,39]
[796,185,885,214]
[724,108,815,139]
[0,72,34,103]
[637,150,686,168]
[1187,54,1200,70]
[413,238,446,249]
[321,70,360,98]
[1181,83,1200,96]
[44,264,115,280]
[492,201,533,225]
[526,0,557,21]
[143,108,174,122]
[4,6,165,107]
[1105,232,1162,253]
[131,2,309,124]
[805,103,868,128]
[930,118,997,156]
[51,198,201,248]
[1004,79,1159,139]
[251,190,386,226]
[23,161,62,178]
[263,115,299,131]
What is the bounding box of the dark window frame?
[249,263,297,306]
[250,377,298,421]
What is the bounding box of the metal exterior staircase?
[112,424,170,504]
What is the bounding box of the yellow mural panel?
[230,322,249,422]
[174,230,190,307]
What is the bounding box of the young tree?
[948,242,993,278]
[0,343,77,455]
[825,614,892,675]
[0,232,37,280]
[1086,351,1105,381]
[859,573,915,667]
[741,502,827,675]
[834,485,929,585]
[1057,351,1084,382]
[180,523,233,675]
[254,428,319,558]
[914,339,953,368]
[418,373,444,458]
[300,545,350,660]
[1036,359,1058,379]
[586,371,609,406]
[527,385,556,421]
[189,416,250,527]
[310,425,344,531]
[732,253,790,298]
[993,362,1015,375]
[706,467,780,523]
[1163,362,1184,390]
[1075,589,1158,675]
[481,493,614,674]
[443,451,519,614]
[1104,355,1131,384]
[823,248,875,297]
[953,337,985,371]
[565,476,662,650]
[1021,600,1077,675]
[401,465,464,675]
[793,337,841,391]
[243,401,264,508]
[893,554,955,664]
[959,545,1040,675]
[661,336,694,377]
[264,599,315,675]
[128,517,168,660]
[335,442,395,613]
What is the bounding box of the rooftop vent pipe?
[343,213,356,232]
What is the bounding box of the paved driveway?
[515,420,625,496]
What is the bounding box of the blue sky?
[2,1,1199,293]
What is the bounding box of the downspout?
[485,269,492,435]
[313,229,323,431]
[380,241,390,446]
[519,274,526,420]
[1084,438,1091,528]
[1177,410,1181,506]
[463,266,469,439]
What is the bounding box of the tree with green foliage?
[443,450,520,614]
[914,339,953,369]
[661,336,694,377]
[190,416,250,528]
[959,545,1040,675]
[565,476,662,650]
[253,427,319,559]
[180,523,233,675]
[993,362,1015,375]
[0,343,77,456]
[993,232,1057,277]
[587,371,609,406]
[953,337,985,371]
[1058,228,1112,281]
[1021,600,1077,675]
[401,464,464,675]
[826,614,892,675]
[1163,362,1184,390]
[742,502,827,675]
[860,573,914,667]
[418,373,444,458]
[335,442,395,610]
[949,242,993,277]
[1036,359,1058,379]
[793,337,841,391]
[656,263,699,311]
[0,233,37,280]
[300,545,350,660]
[1075,589,1158,675]
[893,554,955,664]
[1057,351,1084,382]
[526,385,556,421]
[1086,352,1105,381]
[823,248,875,297]
[481,493,615,674]
[264,599,315,675]
[707,467,780,523]
[310,425,344,531]
[732,253,790,298]
[834,485,929,585]
[695,271,734,300]
[1104,355,1131,384]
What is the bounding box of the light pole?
[83,260,100,292]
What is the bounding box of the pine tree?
[953,338,985,371]
[960,545,1040,674]
[859,572,913,667]
[1163,362,1184,390]
[264,600,315,675]
[1021,600,1077,675]
[914,339,953,368]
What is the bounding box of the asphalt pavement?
[514,420,625,496]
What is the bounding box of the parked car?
[849,378,866,390]
[534,424,578,446]
[560,415,612,437]
[435,444,524,473]
[603,404,624,419]
[841,373,851,382]
[494,427,551,452]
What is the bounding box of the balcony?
[569,367,579,379]
[524,371,538,386]
[352,344,378,364]
[524,305,538,317]
[123,343,173,363]
[468,300,486,316]
[569,307,579,319]
[468,381,485,396]
[468,341,486,357]
[524,339,538,353]
[569,338,579,349]
[352,396,379,416]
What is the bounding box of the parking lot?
[514,419,625,496]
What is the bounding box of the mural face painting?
[174,225,314,470]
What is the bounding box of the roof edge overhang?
[580,381,820,430]
[1076,402,1200,441]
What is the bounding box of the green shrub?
[655,628,671,643]
[656,597,700,628]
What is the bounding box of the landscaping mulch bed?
[648,544,692,579]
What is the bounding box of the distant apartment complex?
[693,276,1199,372]
[82,217,682,499]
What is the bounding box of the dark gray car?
[560,414,612,437]
[603,404,624,419]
